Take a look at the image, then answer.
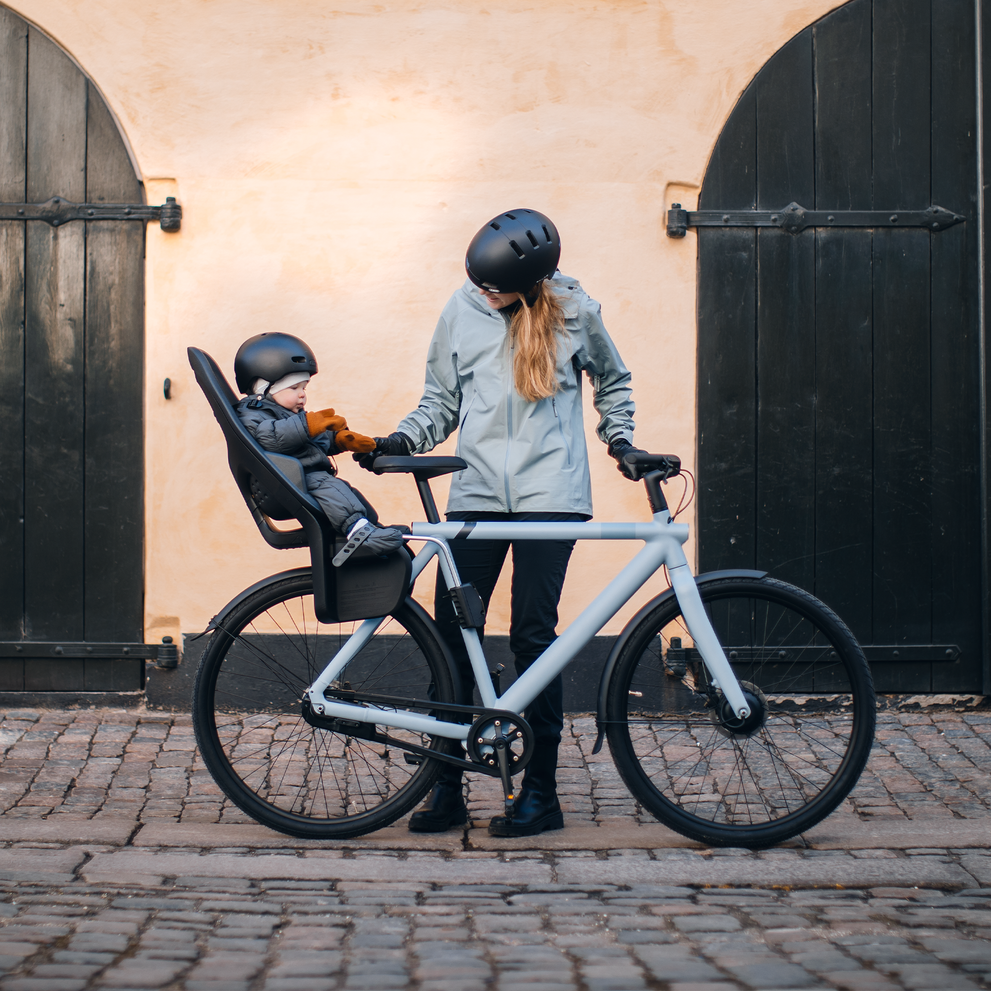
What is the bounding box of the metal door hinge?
[0,195,181,231]
[666,201,964,238]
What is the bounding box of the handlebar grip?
[621,452,681,482]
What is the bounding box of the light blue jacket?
[397,273,635,515]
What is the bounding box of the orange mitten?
[306,408,348,438]
[335,429,377,454]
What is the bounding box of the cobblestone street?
[0,703,989,990]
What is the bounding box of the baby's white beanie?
[252,372,310,397]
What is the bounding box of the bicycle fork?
[666,561,752,720]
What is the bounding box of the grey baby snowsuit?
[236,395,383,539]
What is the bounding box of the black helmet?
[465,209,561,294]
[234,333,318,395]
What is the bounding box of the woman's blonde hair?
[509,282,565,402]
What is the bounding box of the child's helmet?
[465,209,561,295]
[234,333,318,394]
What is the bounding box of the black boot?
[408,777,468,833]
[488,746,563,837]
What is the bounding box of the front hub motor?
[711,682,767,738]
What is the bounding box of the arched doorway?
[0,8,149,692]
[693,0,983,693]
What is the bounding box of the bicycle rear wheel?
[605,576,875,847]
[193,571,458,839]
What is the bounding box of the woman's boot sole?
[487,810,564,838]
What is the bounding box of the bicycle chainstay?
[300,692,531,777]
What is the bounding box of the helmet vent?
[490,222,501,230]
[508,239,525,258]
[505,212,517,220]
[542,225,552,242]
[525,230,539,247]
[291,355,308,363]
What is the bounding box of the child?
[234,332,403,558]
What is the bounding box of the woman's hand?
[354,431,413,470]
[608,438,649,480]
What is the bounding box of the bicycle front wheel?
[193,571,458,839]
[605,576,875,847]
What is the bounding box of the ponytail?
[509,282,565,402]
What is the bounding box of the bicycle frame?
[303,506,751,742]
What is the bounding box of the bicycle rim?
[606,577,876,847]
[193,573,457,839]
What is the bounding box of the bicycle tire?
[605,576,875,848]
[192,571,459,839]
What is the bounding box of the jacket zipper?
[503,342,515,511]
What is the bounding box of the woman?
[364,209,641,837]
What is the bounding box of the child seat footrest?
[332,524,377,567]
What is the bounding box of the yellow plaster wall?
[11,0,843,644]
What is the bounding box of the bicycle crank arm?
[493,733,517,815]
[668,564,751,719]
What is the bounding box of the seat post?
[415,476,441,524]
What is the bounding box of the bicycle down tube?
[304,508,753,738]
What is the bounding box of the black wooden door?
[696,0,983,693]
[0,9,146,692]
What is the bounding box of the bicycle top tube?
[410,519,688,543]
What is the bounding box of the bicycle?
[188,347,876,849]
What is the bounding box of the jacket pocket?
[551,398,573,469]
[455,395,475,460]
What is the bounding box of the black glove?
[354,431,413,471]
[608,438,649,481]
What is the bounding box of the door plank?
[812,0,873,642]
[0,11,27,640]
[83,86,145,643]
[813,232,873,642]
[697,85,757,572]
[871,0,933,692]
[0,7,27,201]
[930,0,982,692]
[23,28,87,641]
[755,28,815,591]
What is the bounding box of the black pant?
[434,511,586,749]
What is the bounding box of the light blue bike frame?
[303,507,752,742]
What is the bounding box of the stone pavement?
[0,703,989,990]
